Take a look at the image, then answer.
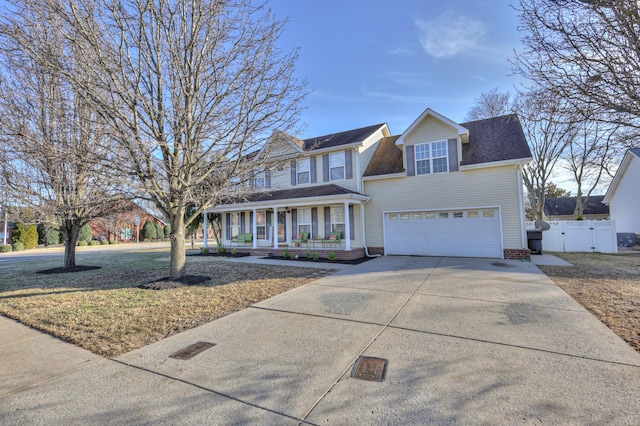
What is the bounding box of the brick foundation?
[231,247,366,261]
[366,247,385,256]
[504,248,531,260]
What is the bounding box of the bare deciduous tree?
[6,0,306,279]
[0,11,119,268]
[465,87,513,121]
[513,0,640,127]
[563,119,620,218]
[515,89,576,220]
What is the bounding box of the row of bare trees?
[466,0,640,221]
[0,0,306,278]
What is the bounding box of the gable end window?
[297,158,310,184]
[415,141,448,175]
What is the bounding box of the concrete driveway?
[1,256,639,424]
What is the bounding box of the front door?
[278,211,287,243]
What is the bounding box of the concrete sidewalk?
[2,256,640,424]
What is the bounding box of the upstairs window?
[254,171,265,188]
[297,158,310,184]
[329,152,345,180]
[415,141,448,175]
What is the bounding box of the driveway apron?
[1,256,639,425]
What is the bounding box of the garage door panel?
[385,209,502,258]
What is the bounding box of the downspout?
[360,181,381,258]
[517,162,527,248]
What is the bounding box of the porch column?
[344,201,351,250]
[252,208,258,249]
[273,206,279,249]
[203,212,208,248]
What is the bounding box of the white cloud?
[416,12,486,59]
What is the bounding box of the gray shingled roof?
[460,114,532,166]
[363,114,531,177]
[303,123,385,151]
[363,136,403,177]
[544,196,609,216]
[242,184,362,203]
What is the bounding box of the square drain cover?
[351,356,387,382]
[169,342,215,360]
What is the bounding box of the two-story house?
[205,108,532,260]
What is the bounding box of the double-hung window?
[297,208,311,237]
[256,210,267,239]
[297,158,310,184]
[229,213,240,239]
[330,206,345,236]
[415,141,448,175]
[329,152,345,180]
[254,171,265,189]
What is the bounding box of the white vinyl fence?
[525,220,618,253]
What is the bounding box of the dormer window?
[297,158,310,184]
[415,141,448,175]
[329,152,345,180]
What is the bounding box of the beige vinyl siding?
[364,165,525,249]
[610,155,640,234]
[269,162,294,189]
[266,150,358,192]
[403,116,458,146]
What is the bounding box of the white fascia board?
[396,108,469,146]
[206,193,370,213]
[459,157,532,171]
[362,172,406,181]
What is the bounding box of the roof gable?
[603,148,640,203]
[396,108,469,146]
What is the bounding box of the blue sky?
[269,0,525,139]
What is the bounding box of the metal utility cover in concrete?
[169,342,215,360]
[351,356,387,382]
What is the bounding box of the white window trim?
[229,212,241,240]
[329,152,345,181]
[254,171,266,189]
[297,158,310,185]
[297,208,311,237]
[415,140,448,175]
[330,206,346,234]
[256,210,267,240]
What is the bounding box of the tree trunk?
[61,220,81,269]
[170,214,186,280]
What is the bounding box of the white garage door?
[384,208,502,258]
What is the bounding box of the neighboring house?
[205,108,533,259]
[544,196,609,221]
[603,148,640,235]
[0,217,12,244]
[88,200,166,242]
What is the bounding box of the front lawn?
[539,252,640,352]
[0,250,326,357]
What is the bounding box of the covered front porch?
[203,185,370,259]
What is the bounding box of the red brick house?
[89,201,166,242]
